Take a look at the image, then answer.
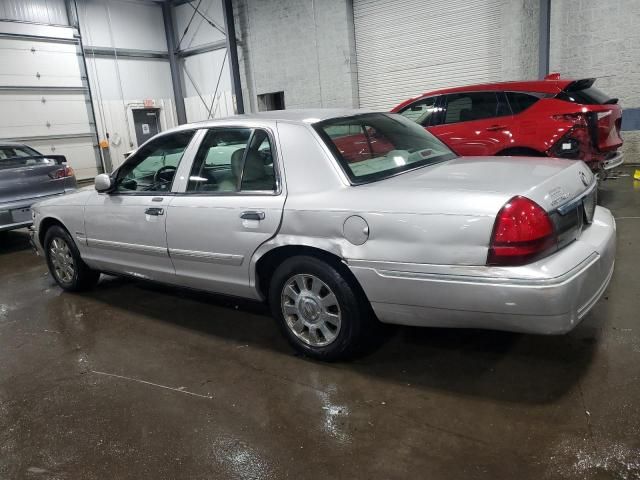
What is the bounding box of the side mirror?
[94,174,112,192]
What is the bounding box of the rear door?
[429,91,513,156]
[166,126,285,299]
[0,146,67,205]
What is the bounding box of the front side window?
[187,128,276,193]
[443,92,502,124]
[397,96,439,126]
[115,130,195,193]
[315,113,456,183]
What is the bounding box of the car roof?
[177,108,375,130]
[393,78,575,110]
[0,141,29,148]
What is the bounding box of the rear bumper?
[602,151,624,171]
[0,191,70,232]
[348,206,616,334]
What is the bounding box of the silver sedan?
[30,110,616,360]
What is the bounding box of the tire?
[269,255,373,361]
[44,225,100,292]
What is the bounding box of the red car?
[391,74,623,174]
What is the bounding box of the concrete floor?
[1,168,639,480]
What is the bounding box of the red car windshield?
[314,113,456,184]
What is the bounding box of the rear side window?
[397,97,439,126]
[443,92,502,124]
[506,92,541,114]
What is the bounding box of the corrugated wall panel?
[0,0,68,25]
[353,0,503,109]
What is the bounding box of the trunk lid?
[354,156,595,217]
[0,155,69,204]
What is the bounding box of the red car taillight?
[49,165,75,179]
[487,196,556,266]
[549,113,593,161]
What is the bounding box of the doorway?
[132,108,161,146]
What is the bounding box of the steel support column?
[538,0,551,79]
[222,0,244,114]
[162,2,188,124]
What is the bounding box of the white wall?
[174,0,234,122]
[234,0,359,112]
[77,0,178,169]
[550,0,640,163]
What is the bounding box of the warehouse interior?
[1,0,640,479]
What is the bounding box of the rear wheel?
[269,255,373,361]
[44,225,100,291]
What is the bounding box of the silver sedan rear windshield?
[314,113,456,184]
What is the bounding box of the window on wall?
[257,91,285,111]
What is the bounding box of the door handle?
[486,125,508,131]
[145,207,164,216]
[240,211,265,221]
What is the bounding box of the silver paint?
[29,109,617,334]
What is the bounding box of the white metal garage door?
[353,0,503,110]
[0,22,101,180]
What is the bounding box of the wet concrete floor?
[1,167,639,479]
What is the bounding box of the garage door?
[0,22,102,180]
[353,0,503,110]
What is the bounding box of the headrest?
[230,148,265,181]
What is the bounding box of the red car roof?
[392,77,575,111]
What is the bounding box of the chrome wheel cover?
[49,237,75,284]
[281,274,342,347]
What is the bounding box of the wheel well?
[496,147,546,157]
[38,217,67,247]
[255,245,368,302]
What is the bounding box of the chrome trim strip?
[349,252,599,288]
[86,238,168,256]
[557,181,597,215]
[169,248,244,265]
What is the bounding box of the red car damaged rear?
[391,74,623,175]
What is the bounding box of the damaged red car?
[391,74,623,175]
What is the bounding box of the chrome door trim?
[86,237,168,256]
[168,248,244,265]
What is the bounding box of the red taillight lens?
[49,165,75,179]
[487,196,556,266]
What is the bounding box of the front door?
[166,127,285,298]
[133,108,161,146]
[429,92,513,156]
[83,130,197,282]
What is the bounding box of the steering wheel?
[154,165,177,187]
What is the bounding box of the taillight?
[549,113,593,161]
[49,165,75,179]
[487,196,556,266]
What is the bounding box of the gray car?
[29,110,616,360]
[0,142,76,232]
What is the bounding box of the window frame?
[441,91,510,125]
[178,126,283,197]
[107,129,198,196]
[396,95,443,127]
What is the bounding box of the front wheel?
[269,255,373,361]
[44,225,100,291]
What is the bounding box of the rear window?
[314,113,455,184]
[0,145,40,160]
[557,86,612,105]
[506,92,541,114]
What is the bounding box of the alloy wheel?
[281,273,342,347]
[49,237,75,284]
